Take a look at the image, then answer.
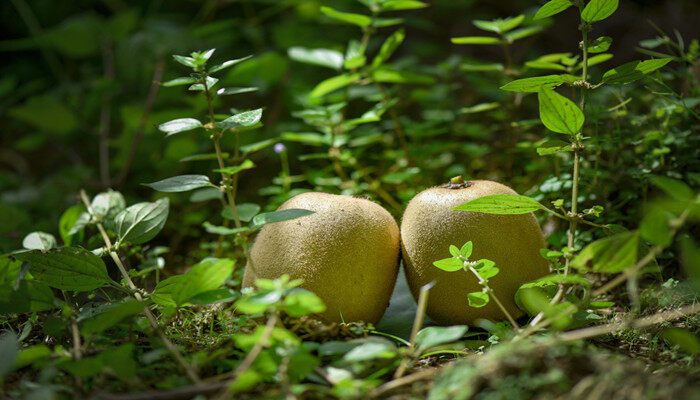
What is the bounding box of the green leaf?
[505,26,543,41]
[416,325,468,351]
[449,245,460,257]
[173,258,235,305]
[251,209,315,230]
[454,194,545,214]
[0,333,18,379]
[309,73,361,98]
[217,87,258,96]
[15,345,52,370]
[372,29,405,68]
[158,118,202,136]
[473,259,496,271]
[534,0,573,20]
[581,0,619,23]
[114,198,169,245]
[473,15,524,34]
[371,68,435,84]
[580,53,613,69]
[91,190,126,220]
[648,175,693,202]
[162,77,197,87]
[282,132,328,146]
[467,292,489,308]
[460,242,473,258]
[222,203,261,222]
[342,339,396,362]
[517,288,573,329]
[283,288,326,317]
[587,36,612,53]
[532,273,592,287]
[478,266,499,280]
[373,17,403,28]
[320,6,372,27]
[537,139,573,155]
[208,55,252,73]
[22,232,57,250]
[151,276,183,307]
[288,47,344,70]
[571,231,639,273]
[0,257,56,314]
[433,257,464,272]
[14,247,110,292]
[459,102,500,114]
[602,58,672,85]
[214,160,255,176]
[202,222,250,236]
[525,61,568,71]
[172,54,197,68]
[380,1,428,11]
[188,289,240,305]
[189,188,223,202]
[188,76,218,91]
[144,175,213,192]
[538,86,584,135]
[80,299,146,336]
[219,108,264,129]
[451,36,501,45]
[241,138,278,154]
[500,74,580,92]
[660,328,700,355]
[640,207,672,247]
[59,205,85,246]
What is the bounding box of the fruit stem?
[443,176,472,189]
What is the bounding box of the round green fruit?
[242,192,400,324]
[400,179,549,325]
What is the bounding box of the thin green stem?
[467,265,520,330]
[79,190,202,384]
[202,74,250,259]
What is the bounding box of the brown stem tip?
[442,176,472,189]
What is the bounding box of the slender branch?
[371,368,440,398]
[117,56,165,187]
[394,282,432,379]
[374,81,410,159]
[558,303,700,342]
[99,42,115,188]
[79,190,202,384]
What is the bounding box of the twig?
[79,190,202,384]
[99,42,115,188]
[371,368,440,398]
[394,282,432,379]
[558,303,700,342]
[117,56,166,187]
[89,383,225,400]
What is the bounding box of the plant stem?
[467,266,520,330]
[79,190,202,384]
[117,56,165,187]
[202,74,250,259]
[374,81,410,159]
[394,282,432,379]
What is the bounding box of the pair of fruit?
[242,179,549,325]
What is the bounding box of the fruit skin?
[242,192,400,324]
[400,180,549,325]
